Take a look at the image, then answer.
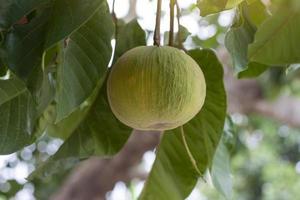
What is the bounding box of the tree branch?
[253,97,300,128]
[51,130,161,200]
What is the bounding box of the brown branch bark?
[253,97,300,127]
[51,130,160,200]
[226,70,300,127]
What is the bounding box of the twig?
[154,0,162,46]
[168,0,175,46]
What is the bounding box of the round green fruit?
[107,46,206,131]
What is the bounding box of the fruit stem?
[168,0,175,46]
[154,0,162,46]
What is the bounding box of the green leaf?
[3,8,50,79]
[139,49,226,199]
[29,71,55,137]
[0,0,49,29]
[225,5,256,74]
[225,2,269,78]
[164,25,191,47]
[0,76,37,154]
[21,47,56,137]
[238,62,269,78]
[56,3,114,121]
[35,71,55,114]
[32,69,94,140]
[246,0,269,27]
[211,140,232,200]
[248,2,300,65]
[113,19,146,63]
[27,65,55,114]
[45,0,104,49]
[211,117,236,199]
[197,0,226,16]
[30,86,131,179]
[33,103,55,138]
[47,89,96,140]
[197,0,244,16]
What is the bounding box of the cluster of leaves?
[0,0,228,199]
[218,0,300,78]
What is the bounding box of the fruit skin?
[107,46,206,131]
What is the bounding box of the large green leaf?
[56,3,114,121]
[3,8,50,79]
[139,49,226,199]
[248,1,300,65]
[0,0,49,29]
[197,0,244,16]
[30,87,131,179]
[0,76,37,154]
[113,19,146,63]
[44,0,104,48]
